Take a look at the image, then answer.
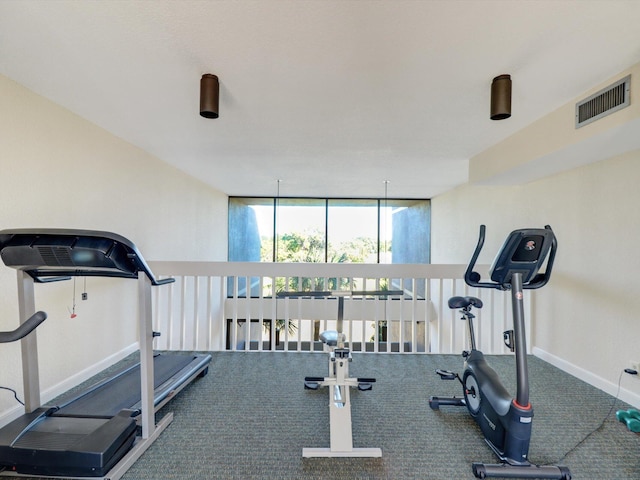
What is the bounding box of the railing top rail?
[148,261,478,279]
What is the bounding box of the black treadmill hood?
[0,228,171,285]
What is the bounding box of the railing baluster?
[436,278,443,354]
[410,278,417,353]
[218,275,227,352]
[400,288,406,353]
[153,281,161,349]
[294,285,301,352]
[258,276,264,352]
[238,276,251,351]
[180,276,188,350]
[231,276,239,351]
[168,277,176,350]
[205,276,213,351]
[192,276,200,350]
[270,277,277,352]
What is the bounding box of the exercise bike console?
[429,225,570,480]
[465,224,557,290]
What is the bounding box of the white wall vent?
[575,75,631,128]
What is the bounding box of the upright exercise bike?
[278,289,401,458]
[429,225,571,480]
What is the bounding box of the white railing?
[148,262,532,355]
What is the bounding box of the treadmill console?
[0,229,172,285]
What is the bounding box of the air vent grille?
[576,75,631,128]
[37,246,73,266]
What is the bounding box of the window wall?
[229,197,430,264]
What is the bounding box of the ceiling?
[2,1,640,199]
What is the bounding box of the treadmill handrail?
[0,228,174,286]
[0,311,47,343]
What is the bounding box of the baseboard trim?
[533,347,640,409]
[0,342,138,425]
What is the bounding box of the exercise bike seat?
[319,330,346,347]
[448,296,483,309]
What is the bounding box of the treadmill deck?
[0,352,211,478]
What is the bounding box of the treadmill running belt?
[54,354,197,418]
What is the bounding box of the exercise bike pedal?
[435,369,458,380]
[304,376,324,390]
[356,377,376,391]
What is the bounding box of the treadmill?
[0,229,212,479]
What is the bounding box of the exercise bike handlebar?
[0,311,47,344]
[525,231,557,290]
[464,224,557,290]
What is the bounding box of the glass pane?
[275,198,326,262]
[228,198,274,297]
[327,199,378,263]
[228,197,274,262]
[387,199,431,264]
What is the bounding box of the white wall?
[432,149,640,407]
[0,74,228,417]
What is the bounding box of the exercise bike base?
[303,447,382,458]
[428,396,465,409]
[472,462,571,479]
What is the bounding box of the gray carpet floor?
[11,352,640,479]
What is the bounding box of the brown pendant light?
[490,74,511,120]
[200,74,219,119]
